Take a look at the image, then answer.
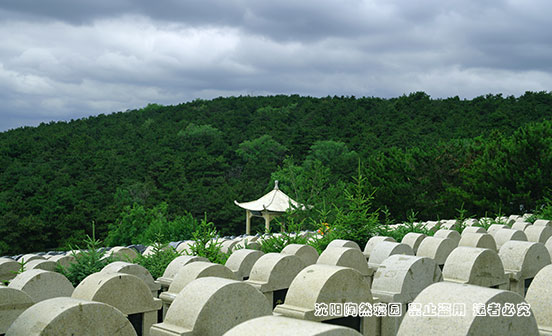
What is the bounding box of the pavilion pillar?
[246,210,252,235]
[262,212,271,233]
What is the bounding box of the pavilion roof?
[234,181,304,212]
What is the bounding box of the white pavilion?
[234,181,304,234]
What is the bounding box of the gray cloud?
[1,0,551,131]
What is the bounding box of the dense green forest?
[2,91,552,254]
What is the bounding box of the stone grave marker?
[433,229,461,246]
[368,242,414,272]
[6,297,137,336]
[73,272,162,336]
[487,224,509,236]
[461,226,486,235]
[327,239,362,251]
[493,228,528,250]
[533,219,552,227]
[223,315,363,336]
[225,248,264,280]
[0,287,34,335]
[0,258,19,283]
[109,246,139,261]
[156,255,208,292]
[245,253,305,308]
[512,221,531,232]
[102,261,161,298]
[458,232,497,251]
[273,264,377,335]
[24,259,57,272]
[525,264,552,335]
[498,240,551,296]
[8,269,74,302]
[442,246,508,289]
[281,244,319,266]
[159,261,235,319]
[151,277,271,336]
[400,233,426,254]
[48,254,76,269]
[372,255,441,336]
[318,247,372,283]
[524,225,552,244]
[416,237,456,268]
[363,236,396,259]
[397,282,539,336]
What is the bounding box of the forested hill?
[2,91,552,254]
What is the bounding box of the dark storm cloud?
[0,0,551,131]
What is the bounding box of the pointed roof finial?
[274,180,279,190]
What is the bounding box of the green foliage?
[3,93,552,254]
[187,215,228,264]
[533,196,552,221]
[259,219,308,253]
[57,224,113,287]
[378,210,432,242]
[134,242,182,279]
[105,203,196,246]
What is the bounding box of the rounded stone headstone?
[17,254,44,263]
[25,259,57,272]
[494,229,528,250]
[363,236,396,258]
[176,240,196,254]
[498,240,551,280]
[101,261,160,295]
[524,225,552,244]
[0,258,19,282]
[48,254,76,269]
[225,249,264,280]
[458,233,497,251]
[72,272,161,315]
[433,229,461,246]
[8,269,74,302]
[157,255,209,288]
[317,247,370,276]
[281,244,319,266]
[461,226,487,235]
[220,240,238,254]
[326,239,361,251]
[533,219,552,227]
[368,242,414,269]
[397,282,538,336]
[512,222,531,232]
[442,247,507,288]
[162,261,236,305]
[151,277,272,336]
[246,253,305,292]
[416,237,456,265]
[0,287,34,335]
[526,264,552,332]
[109,246,139,261]
[223,315,363,336]
[401,233,426,254]
[488,224,509,236]
[372,255,441,303]
[274,264,373,320]
[6,297,137,336]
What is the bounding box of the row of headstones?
[2,223,551,335]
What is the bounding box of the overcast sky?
[1,0,551,131]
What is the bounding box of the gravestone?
[73,272,162,336]
[442,246,508,289]
[281,244,319,266]
[25,259,57,272]
[5,297,137,336]
[461,226,486,235]
[223,315,363,335]
[493,229,528,250]
[17,254,44,263]
[433,229,461,246]
[102,261,161,298]
[110,246,139,261]
[363,236,396,259]
[401,233,426,254]
[48,254,76,269]
[0,258,19,282]
[368,242,414,271]
[157,255,209,291]
[372,255,441,336]
[176,241,196,254]
[220,240,238,254]
[273,264,377,335]
[463,219,479,227]
[458,232,497,251]
[0,287,34,335]
[8,269,74,302]
[225,248,264,280]
[512,222,531,232]
[524,225,552,244]
[397,282,538,335]
[525,264,552,334]
[327,239,362,251]
[245,253,305,308]
[498,240,551,296]
[533,219,552,227]
[318,247,371,281]
[151,277,271,336]
[160,262,235,318]
[487,224,509,236]
[416,237,456,268]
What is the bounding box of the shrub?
[187,215,229,264]
[134,241,182,279]
[259,219,308,253]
